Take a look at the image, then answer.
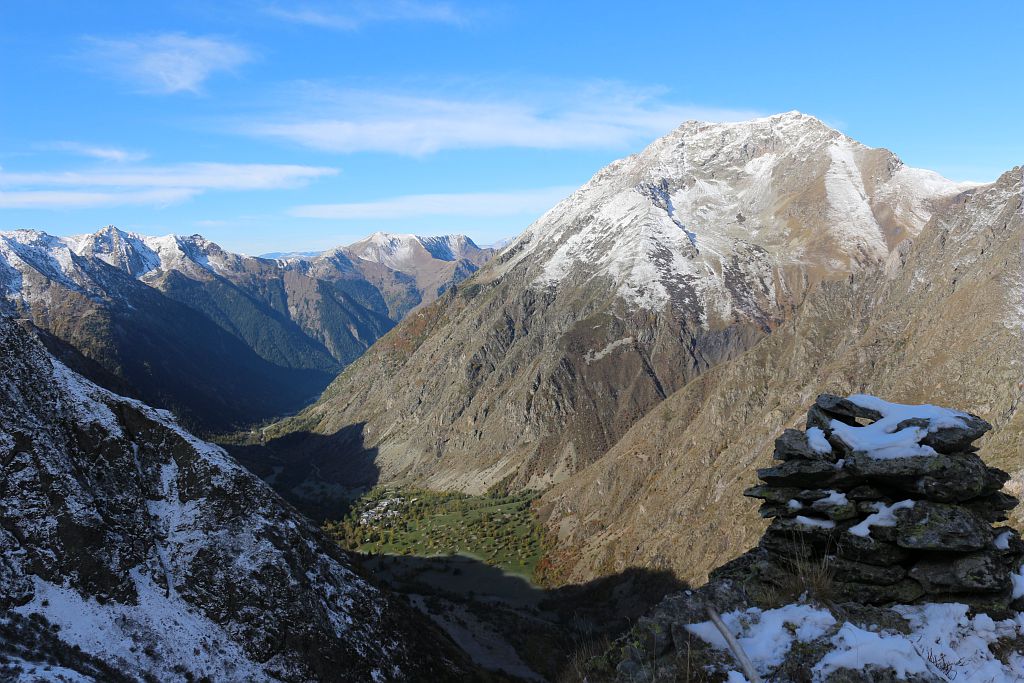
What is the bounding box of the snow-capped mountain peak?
[346,231,484,270]
[499,112,975,318]
[68,225,162,278]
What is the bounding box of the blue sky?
[1,1,1021,254]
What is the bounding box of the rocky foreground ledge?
[594,395,1024,682]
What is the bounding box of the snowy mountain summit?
[346,232,490,270]
[500,111,973,320]
[0,226,236,298]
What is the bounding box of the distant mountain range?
[0,227,494,433]
[257,250,323,259]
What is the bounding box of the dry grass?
[762,532,837,607]
[555,633,613,683]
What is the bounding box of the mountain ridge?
[0,225,495,433]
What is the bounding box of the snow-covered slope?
[498,111,972,317]
[0,315,470,681]
[339,232,495,315]
[347,232,488,269]
[0,227,234,293]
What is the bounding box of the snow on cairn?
[629,393,1024,681]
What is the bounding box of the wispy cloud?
[246,83,763,155]
[80,33,251,94]
[264,1,468,30]
[0,162,336,209]
[1,163,336,190]
[42,141,148,163]
[290,186,576,220]
[0,188,198,209]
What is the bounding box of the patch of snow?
[585,337,633,364]
[806,427,832,454]
[1012,563,1024,599]
[811,490,848,510]
[787,499,803,511]
[815,602,1024,682]
[823,140,889,262]
[14,573,271,682]
[877,166,978,230]
[685,603,836,676]
[995,530,1014,550]
[848,499,916,538]
[829,394,968,459]
[795,515,835,530]
[49,361,123,439]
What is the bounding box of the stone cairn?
[745,394,1024,611]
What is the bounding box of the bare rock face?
[0,316,470,682]
[259,112,968,513]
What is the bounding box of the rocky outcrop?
[0,315,472,681]
[590,395,1024,682]
[748,394,1023,611]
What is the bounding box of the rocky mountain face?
[592,396,1024,682]
[0,227,493,433]
[343,232,495,319]
[257,112,970,512]
[538,167,1024,587]
[0,314,472,682]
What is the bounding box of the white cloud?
[290,186,576,219]
[246,83,763,155]
[264,1,467,30]
[0,163,336,190]
[42,141,147,163]
[81,33,251,94]
[0,188,198,209]
[0,163,336,209]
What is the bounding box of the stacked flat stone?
[745,394,1024,611]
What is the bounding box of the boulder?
[830,578,925,605]
[833,533,905,567]
[757,459,853,488]
[830,556,907,586]
[909,551,1007,593]
[895,501,992,552]
[744,484,802,504]
[893,412,991,454]
[844,451,1002,502]
[815,394,883,423]
[964,491,1019,522]
[774,428,836,462]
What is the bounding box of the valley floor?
[324,487,684,682]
